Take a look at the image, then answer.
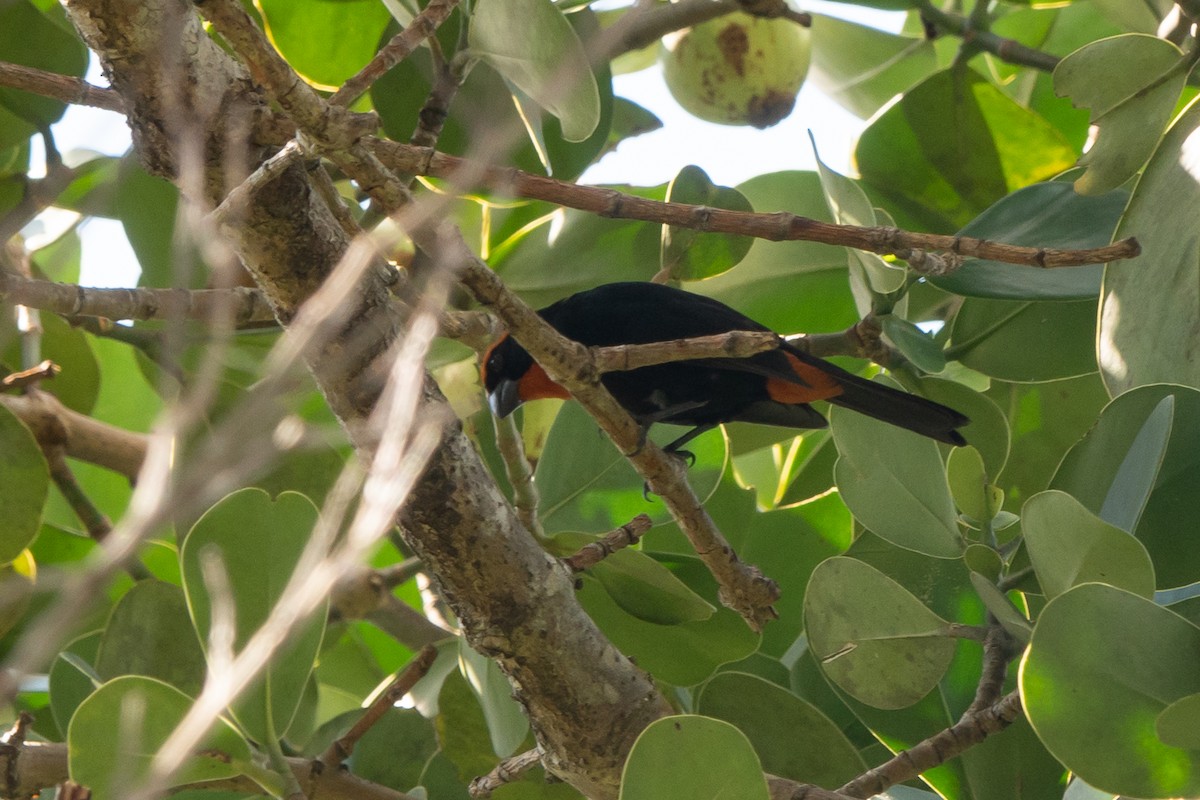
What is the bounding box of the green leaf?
[1053,34,1185,195]
[948,297,1098,382]
[917,376,1010,478]
[1022,490,1155,599]
[660,165,753,281]
[697,672,865,785]
[347,708,439,792]
[1022,584,1200,798]
[935,182,1127,300]
[113,158,191,289]
[857,70,1076,229]
[808,15,937,119]
[1156,693,1200,750]
[469,0,600,143]
[180,489,326,743]
[830,402,962,559]
[1100,94,1200,394]
[1051,385,1200,588]
[946,446,991,523]
[684,171,856,336]
[590,548,715,625]
[804,557,957,709]
[95,580,207,696]
[50,631,102,736]
[457,640,529,758]
[0,1,87,139]
[68,676,254,800]
[0,404,48,563]
[258,0,391,89]
[534,402,725,534]
[577,574,758,687]
[881,316,946,374]
[619,716,769,800]
[967,573,1031,644]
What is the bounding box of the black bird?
[481,282,968,453]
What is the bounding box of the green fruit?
[661,12,811,129]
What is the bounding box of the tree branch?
[0,60,124,112]
[369,140,1140,269]
[915,0,1060,72]
[563,514,653,572]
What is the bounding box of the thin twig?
[563,514,652,572]
[0,271,277,325]
[591,330,780,373]
[319,644,439,767]
[493,413,543,536]
[370,140,1140,269]
[330,0,459,108]
[836,691,1023,799]
[469,748,544,799]
[0,60,123,112]
[916,0,1059,72]
[2,360,60,390]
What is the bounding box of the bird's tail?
[827,371,968,445]
[781,344,969,445]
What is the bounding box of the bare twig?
[563,514,652,572]
[493,412,543,536]
[591,330,780,373]
[320,644,439,768]
[0,271,277,325]
[0,390,147,480]
[915,0,1059,72]
[370,140,1141,269]
[45,448,113,542]
[329,0,460,108]
[469,748,545,799]
[2,360,60,390]
[0,60,124,112]
[367,594,454,649]
[836,691,1024,799]
[1,740,421,800]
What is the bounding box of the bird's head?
[481,333,568,418]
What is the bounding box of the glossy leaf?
[180,489,326,743]
[1053,34,1185,195]
[535,402,725,534]
[0,404,48,563]
[830,403,962,559]
[469,0,600,143]
[259,0,390,88]
[1101,95,1200,394]
[660,165,753,281]
[619,716,769,800]
[805,557,956,709]
[68,676,255,800]
[949,298,1098,382]
[697,672,865,785]
[1051,385,1200,588]
[49,631,102,736]
[577,574,758,687]
[590,548,715,625]
[857,70,1076,229]
[0,1,87,143]
[936,182,1127,300]
[685,171,856,336]
[808,15,937,119]
[95,580,207,695]
[1022,584,1200,798]
[1022,490,1155,599]
[458,640,529,757]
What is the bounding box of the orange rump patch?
[766,353,845,404]
[519,363,571,402]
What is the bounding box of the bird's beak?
[488,378,522,418]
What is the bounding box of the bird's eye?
[488,351,504,374]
